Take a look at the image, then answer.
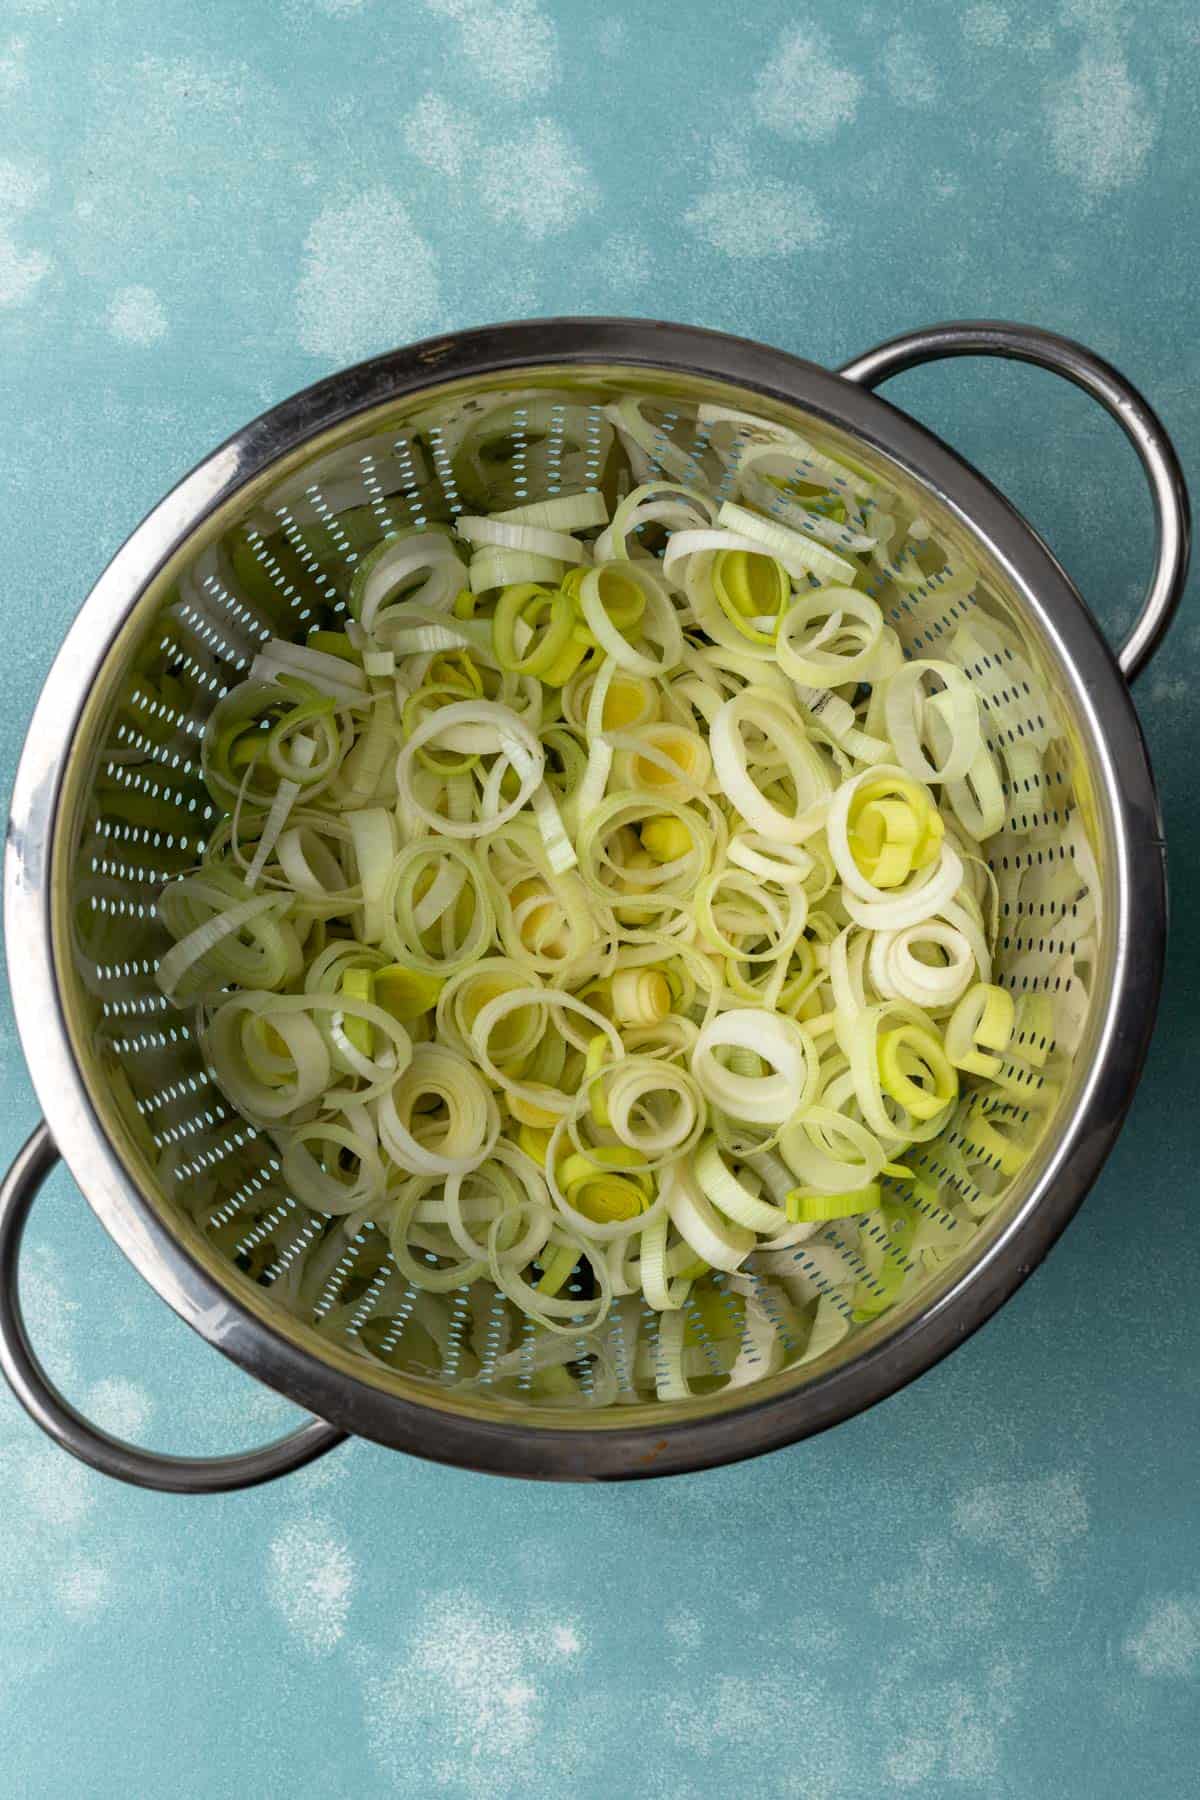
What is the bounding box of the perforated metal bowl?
[2,319,1189,1492]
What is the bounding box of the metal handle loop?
[0,1123,347,1493]
[838,320,1191,682]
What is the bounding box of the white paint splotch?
[665,1608,704,1652]
[8,1435,94,1532]
[0,1432,105,1696]
[663,1669,856,1792]
[1047,47,1158,198]
[404,95,596,241]
[872,1540,1001,1645]
[423,0,559,103]
[1148,672,1189,707]
[294,1437,352,1490]
[52,1557,115,1622]
[266,1513,356,1654]
[752,24,863,142]
[68,51,307,301]
[0,1247,129,1693]
[1123,1593,1200,1679]
[107,286,168,346]
[478,119,597,240]
[83,1377,155,1437]
[362,1591,586,1797]
[0,156,50,307]
[282,0,370,14]
[0,35,28,93]
[404,92,479,180]
[873,1652,1022,1791]
[884,1679,1003,1787]
[961,3,1010,46]
[953,1470,1090,1589]
[1059,0,1133,30]
[15,1242,78,1385]
[588,232,651,291]
[295,188,440,360]
[882,33,940,107]
[1145,623,1200,710]
[684,149,828,259]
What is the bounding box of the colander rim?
[4,315,1167,1478]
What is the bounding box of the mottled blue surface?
[2,2,1199,1795]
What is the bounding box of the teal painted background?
[2,2,1198,1794]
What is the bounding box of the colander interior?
[56,360,1104,1426]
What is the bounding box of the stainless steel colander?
[1,319,1188,1492]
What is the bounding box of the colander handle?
[838,320,1191,682]
[0,1123,348,1493]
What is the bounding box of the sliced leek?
[154,415,1077,1398]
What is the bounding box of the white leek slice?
[347,806,396,943]
[155,893,285,1000]
[376,1044,500,1177]
[666,1160,755,1272]
[578,563,683,677]
[395,700,545,839]
[455,516,588,563]
[709,687,832,845]
[717,501,857,584]
[884,660,982,785]
[691,1010,818,1126]
[693,1137,789,1235]
[492,491,609,531]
